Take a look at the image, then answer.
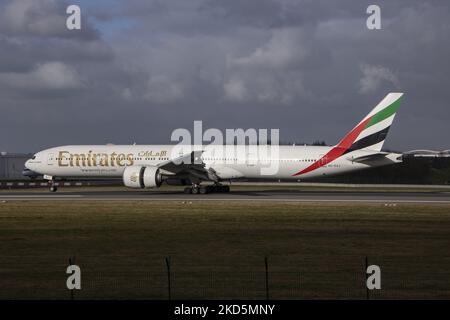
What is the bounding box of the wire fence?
[1,255,450,299]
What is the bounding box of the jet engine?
[122,166,162,188]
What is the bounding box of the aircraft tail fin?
[336,92,404,153]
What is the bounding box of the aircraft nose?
[24,159,35,170]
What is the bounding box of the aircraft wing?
[157,150,219,182]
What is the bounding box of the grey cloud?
[223,27,310,104]
[359,63,399,94]
[0,0,449,153]
[0,0,114,100]
[0,61,84,90]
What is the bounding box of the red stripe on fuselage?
[292,117,372,176]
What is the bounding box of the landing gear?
[184,184,230,194]
[183,187,192,194]
[184,184,201,194]
[48,178,57,192]
[214,185,230,193]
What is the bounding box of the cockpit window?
[31,155,36,160]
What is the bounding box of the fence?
[1,255,450,300]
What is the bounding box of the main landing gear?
[183,184,230,194]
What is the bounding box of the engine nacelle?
[122,166,162,189]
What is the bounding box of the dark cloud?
[0,0,449,153]
[0,0,99,39]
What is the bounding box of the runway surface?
[1,189,450,203]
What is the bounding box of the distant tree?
[312,140,327,146]
[278,140,329,146]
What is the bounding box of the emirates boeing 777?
[25,93,404,193]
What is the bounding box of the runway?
[1,190,450,203]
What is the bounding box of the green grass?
[1,201,450,299]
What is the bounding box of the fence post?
[265,256,269,300]
[365,256,369,300]
[165,257,171,300]
[68,256,75,300]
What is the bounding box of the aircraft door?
[47,153,54,166]
[246,151,257,166]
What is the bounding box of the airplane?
[25,93,404,194]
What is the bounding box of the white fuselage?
[25,144,401,181]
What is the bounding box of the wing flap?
[158,150,218,182]
[158,150,205,173]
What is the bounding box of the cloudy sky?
[0,0,449,152]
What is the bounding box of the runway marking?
[101,198,450,204]
[0,196,449,204]
[0,195,83,198]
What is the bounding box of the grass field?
[1,200,450,299]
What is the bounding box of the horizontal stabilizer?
[349,153,389,163]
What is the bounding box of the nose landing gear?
[48,179,58,192]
